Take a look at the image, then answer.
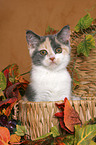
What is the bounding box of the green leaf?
[34,132,52,141]
[75,13,93,32]
[51,126,60,137]
[15,125,27,136]
[63,135,74,145]
[0,88,6,101]
[9,64,19,83]
[77,34,95,57]
[34,126,60,141]
[45,25,51,33]
[0,72,6,90]
[89,140,96,145]
[74,124,96,145]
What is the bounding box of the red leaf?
[54,112,64,117]
[0,97,17,107]
[64,98,82,133]
[5,98,17,117]
[9,64,19,78]
[55,103,64,109]
[3,69,13,87]
[59,118,65,129]
[59,118,74,134]
[0,97,17,116]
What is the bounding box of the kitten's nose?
[50,57,55,62]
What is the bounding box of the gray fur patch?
[25,84,36,101]
[32,49,45,66]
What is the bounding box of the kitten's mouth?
[49,61,58,68]
[50,61,57,65]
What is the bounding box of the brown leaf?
[55,98,82,134]
[4,82,20,98]
[64,98,82,133]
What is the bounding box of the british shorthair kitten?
[25,25,72,102]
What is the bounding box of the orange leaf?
[57,143,65,145]
[0,127,10,145]
[10,134,21,143]
[64,98,82,132]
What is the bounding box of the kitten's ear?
[56,25,70,45]
[26,30,40,56]
[26,30,40,47]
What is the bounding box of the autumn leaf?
[15,125,27,136]
[55,98,82,134]
[57,143,65,145]
[4,82,20,98]
[9,64,19,83]
[74,124,96,145]
[89,140,96,145]
[0,88,6,101]
[0,64,29,117]
[0,97,17,117]
[0,127,10,145]
[75,13,93,32]
[10,134,21,143]
[77,34,95,57]
[0,97,17,107]
[0,72,6,91]
[55,102,64,110]
[34,126,60,141]
[64,98,82,133]
[4,98,18,117]
[51,126,60,137]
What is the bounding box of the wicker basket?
[15,99,96,140]
[69,24,96,97]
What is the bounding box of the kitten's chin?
[43,63,57,70]
[43,62,64,71]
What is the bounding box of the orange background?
[0,0,96,79]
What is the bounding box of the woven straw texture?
[69,24,96,97]
[17,99,96,140]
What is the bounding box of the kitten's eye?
[40,50,48,56]
[55,48,62,54]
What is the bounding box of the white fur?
[30,65,71,102]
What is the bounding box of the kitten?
[24,25,72,102]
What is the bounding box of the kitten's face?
[26,25,71,70]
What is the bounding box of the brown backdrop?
[0,0,96,80]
